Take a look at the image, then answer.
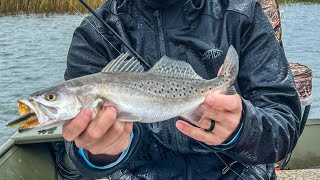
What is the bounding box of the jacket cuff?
[78,132,134,169]
[220,122,244,146]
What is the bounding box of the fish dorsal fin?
[147,56,204,80]
[101,53,145,73]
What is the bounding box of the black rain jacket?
[64,0,301,179]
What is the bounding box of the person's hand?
[176,93,242,146]
[62,106,133,156]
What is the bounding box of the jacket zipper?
[154,10,167,57]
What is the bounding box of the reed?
[0,0,319,15]
[0,0,105,15]
[279,0,320,3]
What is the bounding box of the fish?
[7,45,239,132]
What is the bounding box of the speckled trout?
[7,46,238,132]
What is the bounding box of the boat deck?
[276,169,320,179]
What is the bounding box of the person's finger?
[176,120,225,145]
[85,106,117,140]
[62,109,92,141]
[185,117,231,139]
[205,93,242,112]
[92,122,133,155]
[76,121,125,149]
[102,127,132,155]
[123,122,133,134]
[193,117,212,130]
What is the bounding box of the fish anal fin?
[117,112,142,122]
[180,106,205,123]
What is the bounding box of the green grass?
[0,0,105,15]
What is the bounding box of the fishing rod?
[78,0,151,69]
[73,1,250,180]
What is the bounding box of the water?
[281,4,320,118]
[0,14,85,145]
[0,4,319,145]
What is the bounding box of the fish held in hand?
[7,46,239,132]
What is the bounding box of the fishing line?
[213,151,245,180]
[66,0,121,55]
[77,0,150,69]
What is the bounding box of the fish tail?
[218,45,239,84]
[206,46,239,94]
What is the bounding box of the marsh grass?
[279,0,320,3]
[0,0,319,15]
[0,0,105,15]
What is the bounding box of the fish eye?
[45,92,57,102]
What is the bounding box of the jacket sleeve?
[218,3,301,164]
[64,13,142,178]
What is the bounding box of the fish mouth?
[6,100,57,132]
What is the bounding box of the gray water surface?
[0,15,85,145]
[0,4,319,145]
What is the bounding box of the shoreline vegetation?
[0,0,319,15]
[0,0,104,15]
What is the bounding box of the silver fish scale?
[114,73,217,99]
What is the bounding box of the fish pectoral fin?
[180,106,205,123]
[117,112,142,122]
